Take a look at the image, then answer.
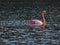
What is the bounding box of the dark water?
[0,0,60,45]
[0,21,60,45]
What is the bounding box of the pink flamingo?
[27,10,46,31]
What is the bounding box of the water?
[0,21,60,45]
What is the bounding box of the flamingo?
[27,10,46,31]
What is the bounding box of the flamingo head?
[42,10,46,14]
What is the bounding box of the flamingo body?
[28,19,43,26]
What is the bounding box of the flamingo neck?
[41,12,46,31]
[42,15,46,24]
[42,11,46,25]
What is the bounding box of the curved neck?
[41,11,46,31]
[42,11,46,26]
